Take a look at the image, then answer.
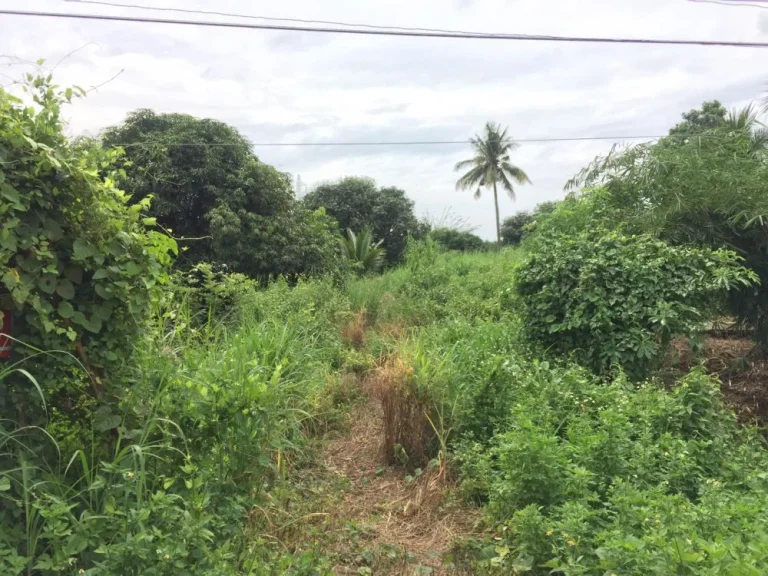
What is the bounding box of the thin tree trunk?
[492,181,501,244]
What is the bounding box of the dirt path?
[321,385,480,575]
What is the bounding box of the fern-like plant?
[340,227,385,272]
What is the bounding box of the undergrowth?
[5,237,768,574]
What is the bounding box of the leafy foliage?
[564,101,768,347]
[668,99,728,137]
[515,231,756,379]
[340,227,385,272]
[303,177,421,264]
[455,122,531,243]
[350,248,768,573]
[0,75,176,423]
[499,211,532,245]
[430,227,487,251]
[103,110,340,278]
[453,363,768,575]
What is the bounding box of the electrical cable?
[101,132,754,148]
[61,0,507,36]
[3,9,768,48]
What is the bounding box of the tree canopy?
[302,177,420,264]
[103,110,340,278]
[430,228,487,251]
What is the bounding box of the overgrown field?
[5,238,768,574]
[4,74,768,575]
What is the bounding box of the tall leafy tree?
[455,122,531,243]
[668,100,728,138]
[103,110,256,264]
[303,177,420,264]
[103,110,339,277]
[500,211,533,245]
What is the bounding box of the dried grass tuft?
[369,357,436,468]
[322,390,481,574]
[341,310,368,350]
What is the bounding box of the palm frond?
[456,165,486,191]
[726,104,758,130]
[497,170,516,201]
[340,227,385,272]
[454,157,481,171]
[503,163,531,185]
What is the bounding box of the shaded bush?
[430,228,487,251]
[0,77,176,426]
[515,231,756,379]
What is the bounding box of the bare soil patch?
[670,337,768,425]
[322,380,480,575]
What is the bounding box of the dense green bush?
[565,101,768,348]
[0,76,176,425]
[430,227,487,251]
[1,269,352,574]
[340,227,385,272]
[303,177,422,264]
[499,211,532,245]
[515,231,756,379]
[453,365,768,575]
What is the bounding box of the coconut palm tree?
[726,103,768,150]
[455,122,531,243]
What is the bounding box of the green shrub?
[0,76,176,425]
[430,228,487,251]
[340,227,385,272]
[515,231,756,379]
[177,262,258,325]
[454,365,768,575]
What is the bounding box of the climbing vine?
[0,72,176,422]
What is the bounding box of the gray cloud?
[2,0,767,238]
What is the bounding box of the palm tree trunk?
[492,181,501,244]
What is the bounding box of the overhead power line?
[5,9,768,47]
[62,0,499,36]
[110,135,664,148]
[105,132,755,148]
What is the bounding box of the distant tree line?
[102,110,428,278]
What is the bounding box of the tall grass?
[0,275,351,574]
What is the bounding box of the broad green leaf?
[124,261,141,277]
[0,183,20,204]
[94,284,111,299]
[57,301,75,319]
[56,279,75,300]
[37,274,57,294]
[82,316,102,334]
[72,238,93,260]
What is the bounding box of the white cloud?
[1,0,766,238]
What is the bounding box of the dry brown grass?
[377,319,409,340]
[341,310,368,350]
[368,357,436,468]
[323,387,480,574]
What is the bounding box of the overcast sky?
[2,0,768,238]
